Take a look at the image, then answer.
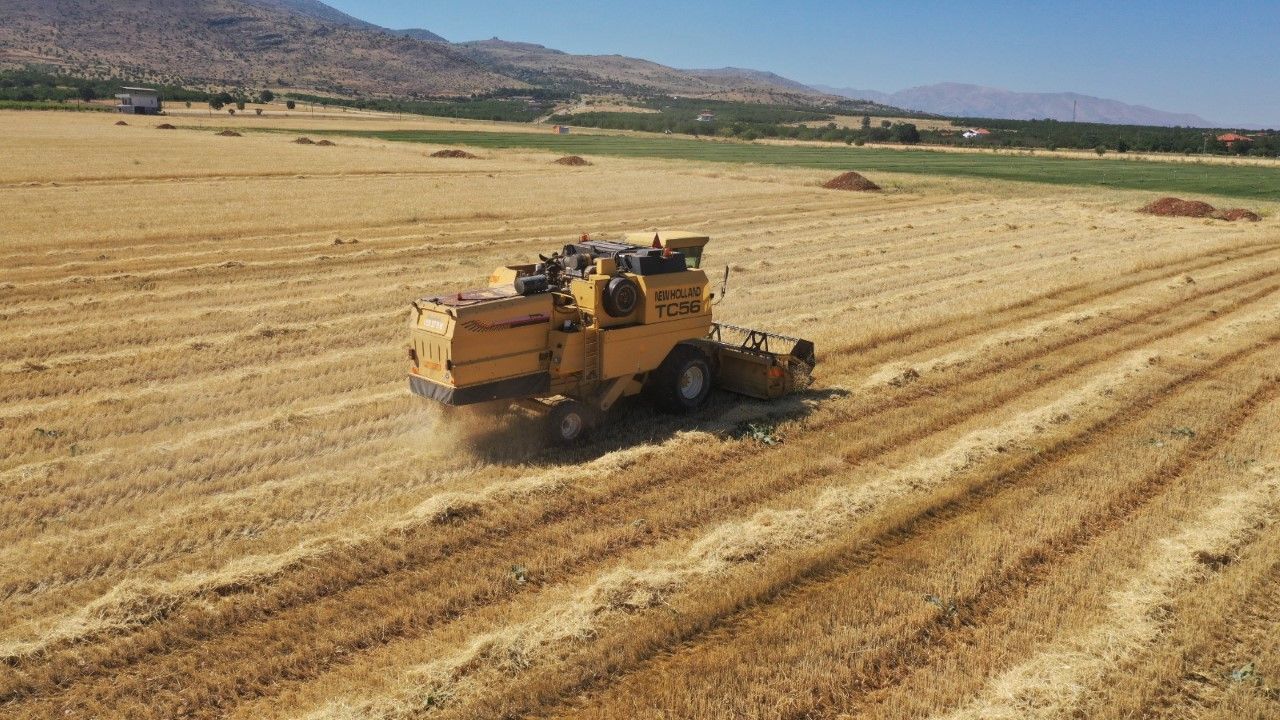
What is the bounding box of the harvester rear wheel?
[646,344,712,413]
[548,399,592,444]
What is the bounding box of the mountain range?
[0,0,1215,126]
[0,0,838,103]
[813,82,1211,127]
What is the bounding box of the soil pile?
[1141,197,1261,222]
[216,130,242,137]
[431,149,478,159]
[822,171,881,191]
[155,123,177,130]
[1214,208,1261,222]
[315,139,336,146]
[294,137,315,145]
[1140,197,1215,218]
[554,155,591,166]
[114,120,128,126]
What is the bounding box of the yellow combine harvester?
[407,231,816,442]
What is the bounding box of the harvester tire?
[646,344,712,413]
[548,399,592,444]
[602,277,639,317]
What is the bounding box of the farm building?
[1217,132,1252,148]
[962,128,992,139]
[115,87,162,115]
[696,110,715,122]
[553,125,571,134]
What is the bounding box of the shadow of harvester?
[431,385,851,466]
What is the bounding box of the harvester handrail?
[711,320,788,351]
[708,322,813,361]
[711,322,807,345]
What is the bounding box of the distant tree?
[285,99,296,110]
[209,97,225,111]
[77,85,97,103]
[259,89,275,103]
[1115,138,1129,153]
[255,108,263,115]
[235,100,246,111]
[861,115,871,130]
[228,108,236,115]
[1095,144,1106,155]
[892,122,920,144]
[185,100,192,109]
[880,120,892,128]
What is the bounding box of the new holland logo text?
[654,286,703,318]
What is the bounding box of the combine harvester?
[407,231,816,442]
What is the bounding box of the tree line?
[282,92,553,122]
[927,117,1279,157]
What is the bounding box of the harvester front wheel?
[647,344,712,414]
[548,399,592,444]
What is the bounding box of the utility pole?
[1072,99,1077,123]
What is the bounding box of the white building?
[115,87,162,115]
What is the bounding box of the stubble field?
[2,111,1280,719]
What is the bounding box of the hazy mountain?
[453,39,835,103]
[814,82,1212,127]
[683,67,819,95]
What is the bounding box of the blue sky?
[325,0,1280,127]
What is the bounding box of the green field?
[298,128,1280,201]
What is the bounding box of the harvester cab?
[408,231,815,443]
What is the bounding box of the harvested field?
[2,110,1280,720]
[430,148,479,159]
[823,170,881,191]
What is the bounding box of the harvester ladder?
[583,326,601,383]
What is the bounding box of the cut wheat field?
[2,110,1280,720]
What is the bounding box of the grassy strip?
[0,101,112,112]
[295,128,1280,200]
